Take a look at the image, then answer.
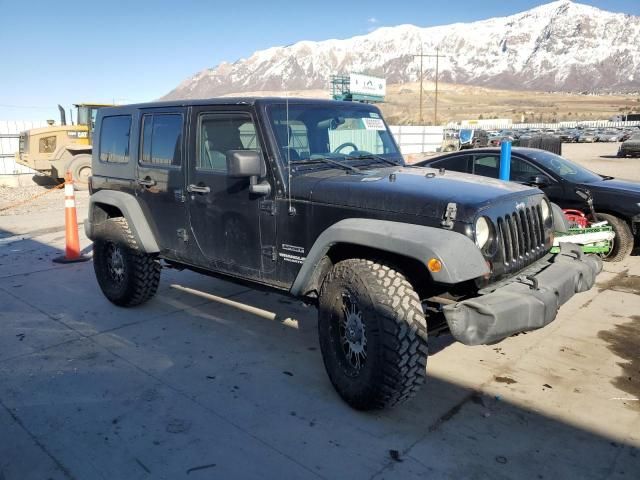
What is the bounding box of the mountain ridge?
[163,1,640,99]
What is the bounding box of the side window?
[431,155,470,173]
[510,156,545,183]
[140,114,182,167]
[99,115,131,163]
[39,135,57,153]
[198,113,260,172]
[472,154,499,178]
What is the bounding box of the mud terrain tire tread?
[93,217,161,306]
[318,258,428,410]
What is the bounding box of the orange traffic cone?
[53,171,90,264]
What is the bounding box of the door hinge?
[177,228,189,242]
[259,200,277,215]
[441,202,458,229]
[174,189,186,203]
[262,245,277,261]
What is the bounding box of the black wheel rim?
[106,242,126,283]
[335,293,367,375]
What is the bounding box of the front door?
[186,107,274,280]
[135,108,189,258]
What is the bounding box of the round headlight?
[541,198,551,220]
[475,217,491,249]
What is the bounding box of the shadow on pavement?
[0,227,638,479]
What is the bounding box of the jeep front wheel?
[93,218,161,306]
[318,259,428,410]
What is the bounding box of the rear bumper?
[443,243,602,346]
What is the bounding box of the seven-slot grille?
[496,204,546,274]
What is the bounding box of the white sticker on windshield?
[362,118,386,131]
[369,112,380,118]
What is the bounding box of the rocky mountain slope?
[163,1,640,99]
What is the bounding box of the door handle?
[187,184,211,194]
[137,178,156,187]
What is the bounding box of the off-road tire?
[318,259,428,410]
[93,217,161,306]
[68,154,92,191]
[598,213,634,262]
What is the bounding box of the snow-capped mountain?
[163,1,640,99]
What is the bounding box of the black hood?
[291,166,541,222]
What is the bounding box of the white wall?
[0,120,47,175]
[388,125,444,154]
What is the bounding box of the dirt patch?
[494,376,518,385]
[598,315,640,411]
[597,270,640,295]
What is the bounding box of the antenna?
[286,93,295,215]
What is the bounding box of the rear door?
[186,106,276,280]
[135,108,189,258]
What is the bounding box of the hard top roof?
[98,97,378,112]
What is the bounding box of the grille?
[19,134,25,154]
[496,205,546,274]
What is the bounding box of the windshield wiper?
[345,154,409,167]
[294,157,362,174]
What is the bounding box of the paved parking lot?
[1,142,639,479]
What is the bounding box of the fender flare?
[85,190,160,253]
[290,218,489,296]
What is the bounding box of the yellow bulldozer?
[15,103,110,189]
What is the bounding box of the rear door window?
[99,115,131,163]
[429,155,471,173]
[140,114,183,167]
[472,154,499,178]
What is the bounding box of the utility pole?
[414,46,446,125]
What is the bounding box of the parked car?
[85,99,601,410]
[577,131,598,143]
[618,134,640,158]
[597,130,623,142]
[416,147,640,261]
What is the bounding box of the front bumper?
[443,243,602,346]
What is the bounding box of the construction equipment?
[14,103,110,189]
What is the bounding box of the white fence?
[0,120,47,175]
[445,120,640,131]
[389,125,444,154]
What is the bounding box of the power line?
[414,46,446,125]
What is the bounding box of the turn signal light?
[427,258,442,273]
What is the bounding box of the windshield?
[267,104,402,168]
[526,150,602,183]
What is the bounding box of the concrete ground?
[0,143,639,479]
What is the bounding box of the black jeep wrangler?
[85,98,601,410]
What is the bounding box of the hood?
[291,166,540,222]
[586,178,640,197]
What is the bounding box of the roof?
[98,97,377,113]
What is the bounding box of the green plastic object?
[550,226,613,254]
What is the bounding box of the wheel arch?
[86,190,160,253]
[290,219,489,298]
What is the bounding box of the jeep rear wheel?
[93,218,161,306]
[318,259,428,410]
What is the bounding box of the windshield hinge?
[441,203,457,229]
[260,199,277,215]
[262,245,277,261]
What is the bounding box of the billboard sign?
[349,74,386,97]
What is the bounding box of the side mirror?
[529,174,550,187]
[226,150,271,196]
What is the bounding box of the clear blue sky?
[1,0,638,120]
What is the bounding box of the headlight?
[475,217,491,249]
[541,199,551,221]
